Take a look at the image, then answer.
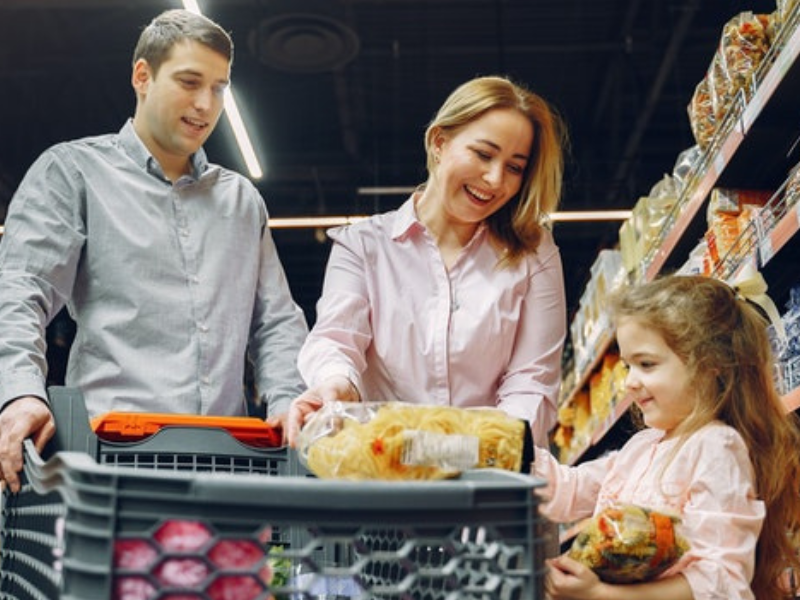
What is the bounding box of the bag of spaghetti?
[568,504,690,583]
[297,401,534,480]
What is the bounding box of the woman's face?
[616,316,695,437]
[431,108,533,226]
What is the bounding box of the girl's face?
[430,108,533,226]
[616,316,696,437]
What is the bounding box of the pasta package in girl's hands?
[568,504,690,583]
[297,401,534,480]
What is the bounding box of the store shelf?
[557,10,800,466]
[644,13,800,280]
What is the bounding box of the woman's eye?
[473,149,491,161]
[507,164,524,175]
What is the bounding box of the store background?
[0,0,781,380]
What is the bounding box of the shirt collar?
[392,192,488,247]
[119,119,209,181]
[390,195,425,241]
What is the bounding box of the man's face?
[132,39,230,169]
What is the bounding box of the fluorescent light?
[269,216,369,229]
[182,0,201,14]
[551,210,631,222]
[183,0,264,180]
[267,211,631,229]
[222,88,263,179]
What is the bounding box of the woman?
[284,75,569,447]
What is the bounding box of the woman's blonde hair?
[423,75,568,266]
[611,275,800,599]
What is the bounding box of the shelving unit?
[559,8,800,466]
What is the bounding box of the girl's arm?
[546,555,693,600]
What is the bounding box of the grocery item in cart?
[568,504,690,583]
[297,401,533,480]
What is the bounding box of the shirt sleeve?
[671,427,764,600]
[532,445,613,523]
[297,227,371,397]
[248,203,309,417]
[495,232,567,444]
[0,147,85,409]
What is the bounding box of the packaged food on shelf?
[619,178,680,281]
[568,505,690,584]
[297,401,533,480]
[705,188,772,271]
[688,76,717,149]
[777,284,800,394]
[689,12,775,149]
[720,12,773,100]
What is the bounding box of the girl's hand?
[545,555,606,600]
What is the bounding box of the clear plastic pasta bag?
[297,401,533,480]
[568,504,690,583]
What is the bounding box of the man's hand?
[283,376,359,448]
[0,396,55,493]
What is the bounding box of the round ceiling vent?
[249,12,360,73]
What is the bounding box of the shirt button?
[197,322,209,332]
[201,376,211,386]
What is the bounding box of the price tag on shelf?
[758,234,775,265]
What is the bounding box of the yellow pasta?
[302,402,527,480]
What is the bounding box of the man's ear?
[131,58,151,96]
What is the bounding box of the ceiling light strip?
[183,0,263,180]
[0,210,629,236]
[267,211,631,229]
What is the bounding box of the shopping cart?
[1,387,549,599]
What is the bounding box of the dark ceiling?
[0,0,778,325]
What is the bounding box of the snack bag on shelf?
[297,401,533,480]
[568,504,690,584]
[777,0,800,26]
[688,76,716,149]
[719,12,772,101]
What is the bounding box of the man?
[0,9,308,492]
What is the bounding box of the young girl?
[538,275,800,600]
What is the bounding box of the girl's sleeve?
[673,428,764,600]
[532,445,614,523]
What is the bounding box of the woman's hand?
[283,376,359,447]
[546,555,606,600]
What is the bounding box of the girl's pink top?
[534,422,765,600]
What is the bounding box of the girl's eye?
[473,149,492,161]
[507,163,524,175]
